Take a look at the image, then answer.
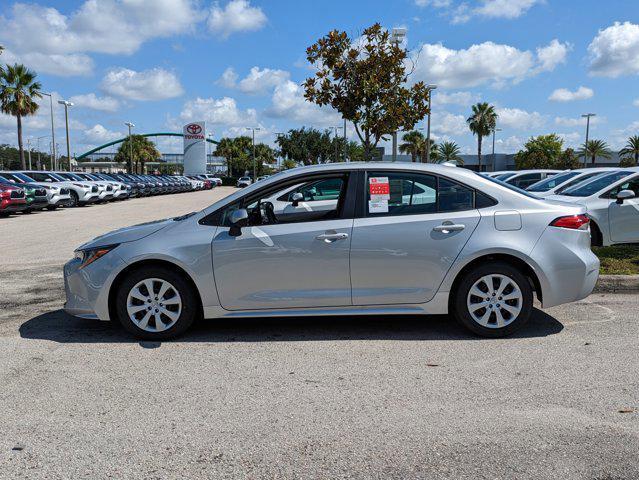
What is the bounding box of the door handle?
[315,232,349,242]
[433,223,465,233]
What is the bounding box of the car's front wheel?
[115,266,197,340]
[452,262,533,337]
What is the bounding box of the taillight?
[550,214,590,230]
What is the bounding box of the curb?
[594,275,639,293]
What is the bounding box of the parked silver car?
[237,176,252,188]
[545,168,639,246]
[64,163,599,340]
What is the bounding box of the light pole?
[491,127,502,172]
[58,100,73,171]
[390,27,407,163]
[581,113,596,166]
[26,138,32,169]
[36,136,48,169]
[246,127,261,180]
[125,122,135,173]
[329,126,344,162]
[42,93,56,170]
[425,84,437,163]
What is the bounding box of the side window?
[30,173,46,182]
[439,177,474,212]
[366,172,437,216]
[221,174,348,226]
[606,178,639,198]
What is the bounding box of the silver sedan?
[64,163,599,339]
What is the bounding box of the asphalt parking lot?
[0,189,638,479]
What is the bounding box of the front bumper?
[63,250,126,321]
[0,200,28,213]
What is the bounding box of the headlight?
[74,244,118,269]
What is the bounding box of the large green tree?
[619,135,639,166]
[578,139,612,166]
[215,136,274,177]
[304,23,430,160]
[555,148,581,170]
[467,103,497,171]
[0,64,42,169]
[114,135,161,173]
[514,134,564,170]
[276,128,334,165]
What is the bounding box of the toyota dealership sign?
[183,121,206,174]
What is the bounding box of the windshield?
[480,174,540,199]
[561,171,631,197]
[495,172,516,181]
[553,171,616,194]
[49,173,68,181]
[527,171,578,192]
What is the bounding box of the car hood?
[78,218,174,250]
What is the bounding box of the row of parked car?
[484,167,639,246]
[0,170,223,217]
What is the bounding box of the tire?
[452,262,533,338]
[590,221,603,247]
[47,205,57,211]
[68,191,79,207]
[114,266,197,340]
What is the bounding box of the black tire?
[46,205,57,211]
[23,208,33,214]
[590,221,603,247]
[68,191,79,207]
[114,266,197,340]
[452,261,533,338]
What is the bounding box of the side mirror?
[228,208,248,237]
[291,192,304,207]
[616,189,635,205]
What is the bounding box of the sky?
[0,0,638,158]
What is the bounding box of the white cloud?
[434,91,479,106]
[410,39,569,88]
[101,68,184,101]
[556,132,582,148]
[432,111,468,136]
[1,49,93,77]
[237,67,290,94]
[208,0,267,39]
[588,22,639,77]
[634,99,639,108]
[548,86,594,102]
[554,116,604,127]
[474,0,542,19]
[495,135,525,153]
[266,80,340,126]
[218,67,239,88]
[179,97,257,127]
[69,94,120,112]
[0,1,198,57]
[497,108,545,130]
[83,124,122,143]
[535,39,570,72]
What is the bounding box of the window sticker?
[368,200,389,213]
[369,176,390,202]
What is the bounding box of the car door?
[211,172,354,311]
[269,177,343,222]
[607,175,639,244]
[350,171,481,305]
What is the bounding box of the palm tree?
[436,141,463,164]
[467,102,497,172]
[399,131,426,162]
[0,64,42,169]
[578,139,612,166]
[619,135,639,166]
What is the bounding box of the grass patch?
[593,244,639,275]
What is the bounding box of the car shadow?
[19,308,563,345]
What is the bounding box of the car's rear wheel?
[452,262,533,337]
[46,205,57,211]
[115,266,197,340]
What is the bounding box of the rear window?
[561,171,631,197]
[527,171,578,192]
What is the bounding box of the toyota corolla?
[64,163,599,340]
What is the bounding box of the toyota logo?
[186,124,202,135]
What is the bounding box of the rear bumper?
[530,227,600,308]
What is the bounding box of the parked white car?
[0,171,72,209]
[546,168,639,246]
[74,172,130,200]
[55,172,114,202]
[199,174,222,186]
[526,168,623,198]
[19,171,99,207]
[237,177,252,188]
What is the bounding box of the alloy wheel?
[466,274,523,329]
[126,278,182,332]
